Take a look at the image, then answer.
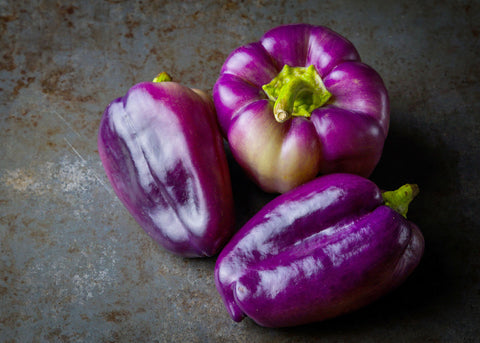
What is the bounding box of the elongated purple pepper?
[213,24,389,193]
[215,173,424,327]
[98,73,235,257]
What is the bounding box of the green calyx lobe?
[262,65,332,123]
[152,72,172,83]
[382,184,420,218]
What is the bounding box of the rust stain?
[5,111,42,130]
[46,127,62,136]
[57,4,78,28]
[41,66,75,95]
[222,1,240,11]
[28,227,49,245]
[80,313,90,321]
[68,245,81,254]
[60,5,78,15]
[0,54,16,71]
[74,94,95,103]
[124,13,140,39]
[204,48,228,67]
[44,328,71,342]
[11,77,35,97]
[0,13,18,37]
[38,65,97,113]
[0,213,19,236]
[0,14,18,23]
[46,141,57,150]
[102,309,131,323]
[22,51,43,73]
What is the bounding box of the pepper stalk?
[382,184,420,218]
[262,65,332,123]
[153,72,173,83]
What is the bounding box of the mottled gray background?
[1,0,479,342]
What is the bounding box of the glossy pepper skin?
[213,24,389,193]
[215,173,424,327]
[98,74,235,257]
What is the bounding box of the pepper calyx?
[382,184,420,218]
[262,65,331,123]
[153,72,173,83]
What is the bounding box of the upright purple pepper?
[98,73,235,257]
[215,173,424,327]
[213,24,389,193]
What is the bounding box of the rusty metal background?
[1,0,479,342]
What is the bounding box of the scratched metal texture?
[1,0,479,342]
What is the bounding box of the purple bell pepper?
[213,24,389,193]
[98,73,235,257]
[215,173,424,327]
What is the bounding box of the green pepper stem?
[273,78,316,122]
[153,72,172,83]
[382,184,420,218]
[262,65,332,123]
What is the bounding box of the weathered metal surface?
[1,0,479,342]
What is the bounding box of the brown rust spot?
[124,13,140,39]
[28,228,49,244]
[75,94,95,103]
[144,26,155,36]
[1,52,16,72]
[46,127,62,136]
[44,328,70,343]
[57,3,79,29]
[1,213,19,236]
[102,309,131,323]
[161,25,176,34]
[67,246,80,254]
[5,111,42,130]
[41,66,75,95]
[205,48,228,67]
[80,313,90,321]
[0,14,18,23]
[222,1,240,11]
[38,65,97,107]
[22,51,43,73]
[64,5,78,15]
[0,13,18,36]
[12,77,35,96]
